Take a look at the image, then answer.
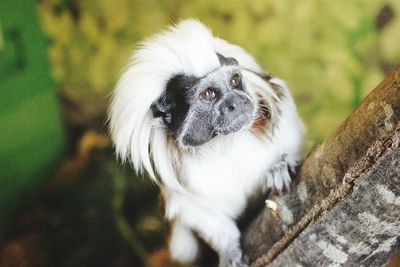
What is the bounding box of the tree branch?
[243,65,400,266]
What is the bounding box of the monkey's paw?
[230,261,249,267]
[220,247,249,267]
[266,154,296,194]
[228,257,248,267]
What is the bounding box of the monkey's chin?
[179,113,255,148]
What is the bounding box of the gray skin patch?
[151,65,255,147]
[178,65,255,146]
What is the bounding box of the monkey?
[108,19,303,267]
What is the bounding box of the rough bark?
[243,65,400,267]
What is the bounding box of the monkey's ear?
[151,91,174,124]
[217,53,238,66]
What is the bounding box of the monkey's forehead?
[201,65,241,80]
[184,65,242,90]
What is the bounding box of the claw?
[267,155,296,194]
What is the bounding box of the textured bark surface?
[243,65,400,266]
[267,136,400,267]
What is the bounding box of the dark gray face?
[151,55,255,147]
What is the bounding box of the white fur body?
[109,19,303,267]
[166,77,302,265]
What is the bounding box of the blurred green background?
[0,0,399,266]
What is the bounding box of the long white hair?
[108,19,265,192]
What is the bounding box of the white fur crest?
[108,19,264,191]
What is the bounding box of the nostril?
[220,100,238,115]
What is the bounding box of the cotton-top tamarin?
[108,19,303,267]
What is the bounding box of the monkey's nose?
[220,101,237,115]
[226,103,236,112]
[219,94,250,115]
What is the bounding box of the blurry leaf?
[380,16,400,62]
[88,37,117,92]
[48,43,65,81]
[98,0,130,32]
[79,11,100,44]
[1,0,65,233]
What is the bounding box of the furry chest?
[180,133,277,215]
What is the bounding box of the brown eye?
[230,74,241,88]
[200,88,216,101]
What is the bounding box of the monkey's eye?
[230,74,241,88]
[199,88,216,101]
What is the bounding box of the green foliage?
[38,0,400,144]
[0,0,65,233]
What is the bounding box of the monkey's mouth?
[213,113,254,136]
